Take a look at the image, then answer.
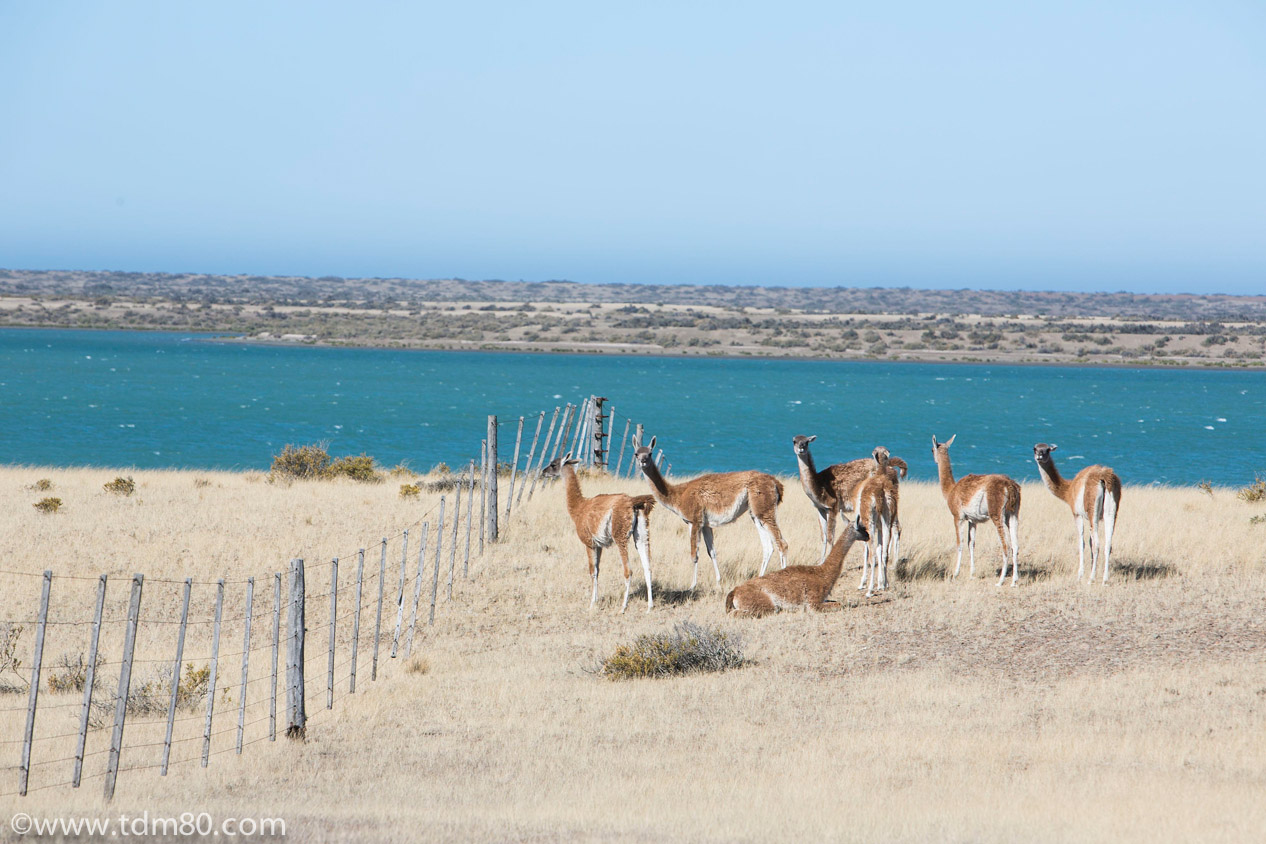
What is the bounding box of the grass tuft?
[598,621,745,680]
[1236,475,1266,503]
[33,497,62,514]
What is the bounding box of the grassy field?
[1,465,1264,842]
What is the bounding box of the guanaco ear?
[1049,444,1058,451]
[647,435,656,451]
[932,435,939,448]
[807,435,816,443]
[854,515,864,532]
[945,434,956,447]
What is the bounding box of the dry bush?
[46,652,103,694]
[28,478,52,492]
[399,483,420,499]
[0,623,25,693]
[598,621,745,680]
[103,476,136,496]
[193,477,212,488]
[32,497,62,514]
[269,443,332,480]
[88,663,211,728]
[326,454,383,483]
[1237,475,1266,502]
[389,463,417,479]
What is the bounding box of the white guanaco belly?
[704,492,749,527]
[961,489,991,523]
[592,511,614,547]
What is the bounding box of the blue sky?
[2,1,1264,294]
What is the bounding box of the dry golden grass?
[1,465,1264,842]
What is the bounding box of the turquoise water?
[2,328,1261,485]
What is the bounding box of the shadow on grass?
[1116,560,1180,580]
[651,587,712,607]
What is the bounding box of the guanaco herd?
[542,433,1122,616]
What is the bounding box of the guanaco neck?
[561,464,586,515]
[640,457,673,500]
[818,525,861,585]
[1035,456,1070,501]
[795,448,820,490]
[934,452,956,500]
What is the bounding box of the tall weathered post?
[285,558,306,740]
[487,415,499,541]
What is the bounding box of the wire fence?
[0,396,656,801]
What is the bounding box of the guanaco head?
[541,452,581,479]
[931,434,956,462]
[791,434,817,459]
[872,446,890,469]
[1033,443,1057,464]
[633,436,657,476]
[847,514,869,543]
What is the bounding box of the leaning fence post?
[20,570,51,797]
[505,415,524,519]
[104,573,143,801]
[270,572,280,741]
[237,577,254,752]
[487,415,499,541]
[516,410,545,506]
[160,577,190,776]
[327,560,337,709]
[350,549,364,693]
[554,403,576,463]
[526,406,561,501]
[571,398,590,458]
[74,573,107,787]
[390,531,408,658]
[429,496,445,626]
[614,418,631,476]
[463,461,475,578]
[372,538,386,681]
[405,523,428,657]
[201,578,224,768]
[285,558,306,740]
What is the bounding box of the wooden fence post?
[516,410,545,506]
[350,549,364,693]
[447,479,461,598]
[405,523,428,657]
[487,415,499,541]
[505,416,524,519]
[463,461,474,578]
[74,573,107,787]
[614,418,631,476]
[238,577,254,752]
[104,573,143,801]
[551,403,575,465]
[285,558,306,740]
[201,578,224,768]
[390,532,408,658]
[602,404,613,468]
[479,440,487,554]
[526,406,561,501]
[630,424,644,477]
[571,398,590,459]
[372,538,386,681]
[160,577,190,776]
[429,496,445,626]
[20,570,51,797]
[270,572,280,741]
[327,560,337,708]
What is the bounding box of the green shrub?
[389,463,417,478]
[103,476,135,496]
[598,622,745,680]
[29,478,52,492]
[33,497,62,514]
[399,483,421,499]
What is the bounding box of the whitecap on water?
[1204,425,1215,430]
[1217,417,1227,422]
